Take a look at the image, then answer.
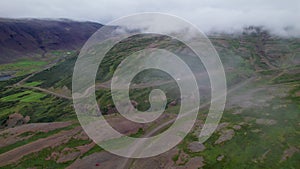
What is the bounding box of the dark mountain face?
[0,18,102,63]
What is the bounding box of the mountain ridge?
[0,18,103,63]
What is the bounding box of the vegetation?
[0,60,47,76]
[0,31,299,168]
[0,87,75,124]
[0,90,46,102]
[23,81,43,87]
[0,124,77,154]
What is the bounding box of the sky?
[0,0,299,36]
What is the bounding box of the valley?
[0,19,299,169]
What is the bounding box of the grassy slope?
[0,33,299,168]
[174,69,300,169]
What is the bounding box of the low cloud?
[0,0,299,36]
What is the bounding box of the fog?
[0,0,299,37]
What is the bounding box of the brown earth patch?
[188,142,206,153]
[176,157,205,169]
[131,148,178,169]
[2,113,30,128]
[66,151,124,169]
[232,125,242,130]
[75,142,95,154]
[0,122,72,148]
[215,129,235,144]
[0,126,81,167]
[176,151,189,166]
[56,148,81,163]
[217,155,225,161]
[216,122,229,132]
[73,130,90,140]
[45,142,95,164]
[280,146,299,162]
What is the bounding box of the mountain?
[0,18,102,63]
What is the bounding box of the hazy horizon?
[0,0,299,37]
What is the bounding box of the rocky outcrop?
[188,142,206,153]
[3,113,30,128]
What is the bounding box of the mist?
[0,0,299,37]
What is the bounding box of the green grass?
[1,135,82,169]
[177,87,300,169]
[272,72,300,84]
[81,145,103,158]
[0,60,47,76]
[0,34,299,168]
[0,91,31,101]
[0,90,46,102]
[172,153,180,162]
[64,138,91,149]
[2,125,94,169]
[171,71,300,169]
[0,124,77,154]
[27,56,76,89]
[0,87,75,123]
[130,128,144,138]
[2,148,71,169]
[23,81,43,87]
[18,131,35,138]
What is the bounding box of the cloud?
[0,0,299,36]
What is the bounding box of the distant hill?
[0,18,102,63]
[26,27,300,91]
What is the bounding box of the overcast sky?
[0,0,299,36]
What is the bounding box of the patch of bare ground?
[188,142,206,153]
[0,126,81,167]
[217,155,225,161]
[280,146,299,162]
[66,151,124,169]
[190,120,204,137]
[73,130,90,140]
[2,113,30,128]
[76,142,95,154]
[56,148,81,163]
[232,125,242,130]
[176,157,205,169]
[251,129,262,133]
[45,142,95,164]
[176,151,189,166]
[215,129,235,145]
[131,148,178,169]
[0,114,148,167]
[48,86,71,97]
[216,122,230,132]
[105,116,147,135]
[255,118,277,125]
[0,122,72,148]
